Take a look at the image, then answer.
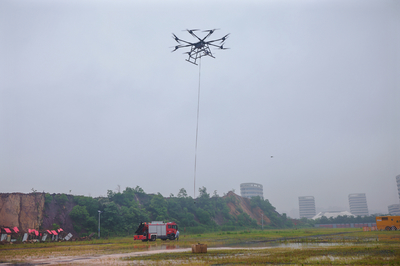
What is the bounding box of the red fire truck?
[134,221,178,241]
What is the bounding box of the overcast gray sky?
[1,0,399,218]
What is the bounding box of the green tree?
[148,193,168,221]
[74,196,100,217]
[196,208,212,225]
[70,205,90,221]
[177,188,188,198]
[198,186,210,198]
[134,186,145,194]
[69,205,96,234]
[55,193,68,206]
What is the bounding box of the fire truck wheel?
[392,226,397,231]
[169,234,175,240]
[385,226,391,231]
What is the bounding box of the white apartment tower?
[388,204,400,216]
[396,175,400,201]
[298,196,316,219]
[348,193,369,216]
[240,183,264,200]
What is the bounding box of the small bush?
[45,193,52,205]
[55,194,68,206]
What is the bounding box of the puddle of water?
[137,241,369,252]
[226,242,358,249]
[147,244,181,251]
[306,255,365,263]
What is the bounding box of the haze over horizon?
[1,0,399,218]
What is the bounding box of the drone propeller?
[172,33,181,43]
[220,33,230,42]
[201,28,220,40]
[203,28,219,33]
[172,34,195,45]
[184,29,200,34]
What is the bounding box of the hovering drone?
[172,29,229,65]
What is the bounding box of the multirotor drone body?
[172,29,229,65]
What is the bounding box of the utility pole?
[262,213,263,230]
[98,210,102,238]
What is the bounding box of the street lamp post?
[262,213,263,230]
[98,210,102,238]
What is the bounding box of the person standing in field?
[176,230,179,241]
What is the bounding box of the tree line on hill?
[44,187,380,237]
[46,186,293,236]
[312,214,377,225]
[293,215,378,228]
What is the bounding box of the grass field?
[1,228,400,265]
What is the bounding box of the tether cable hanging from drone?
[193,57,201,202]
[171,29,229,202]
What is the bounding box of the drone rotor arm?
[190,33,202,41]
[208,43,229,50]
[185,29,202,41]
[202,32,213,40]
[207,33,230,44]
[178,39,194,45]
[172,44,192,52]
[172,35,194,45]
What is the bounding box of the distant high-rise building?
[348,193,369,216]
[240,183,263,199]
[388,204,400,216]
[396,175,400,201]
[298,196,316,219]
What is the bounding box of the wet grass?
[1,228,399,264]
[124,244,400,265]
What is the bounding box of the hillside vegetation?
[55,186,293,236]
[1,189,379,237]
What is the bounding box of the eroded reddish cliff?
[0,193,45,231]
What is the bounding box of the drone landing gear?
[186,59,198,65]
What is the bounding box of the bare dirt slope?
[223,191,271,225]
